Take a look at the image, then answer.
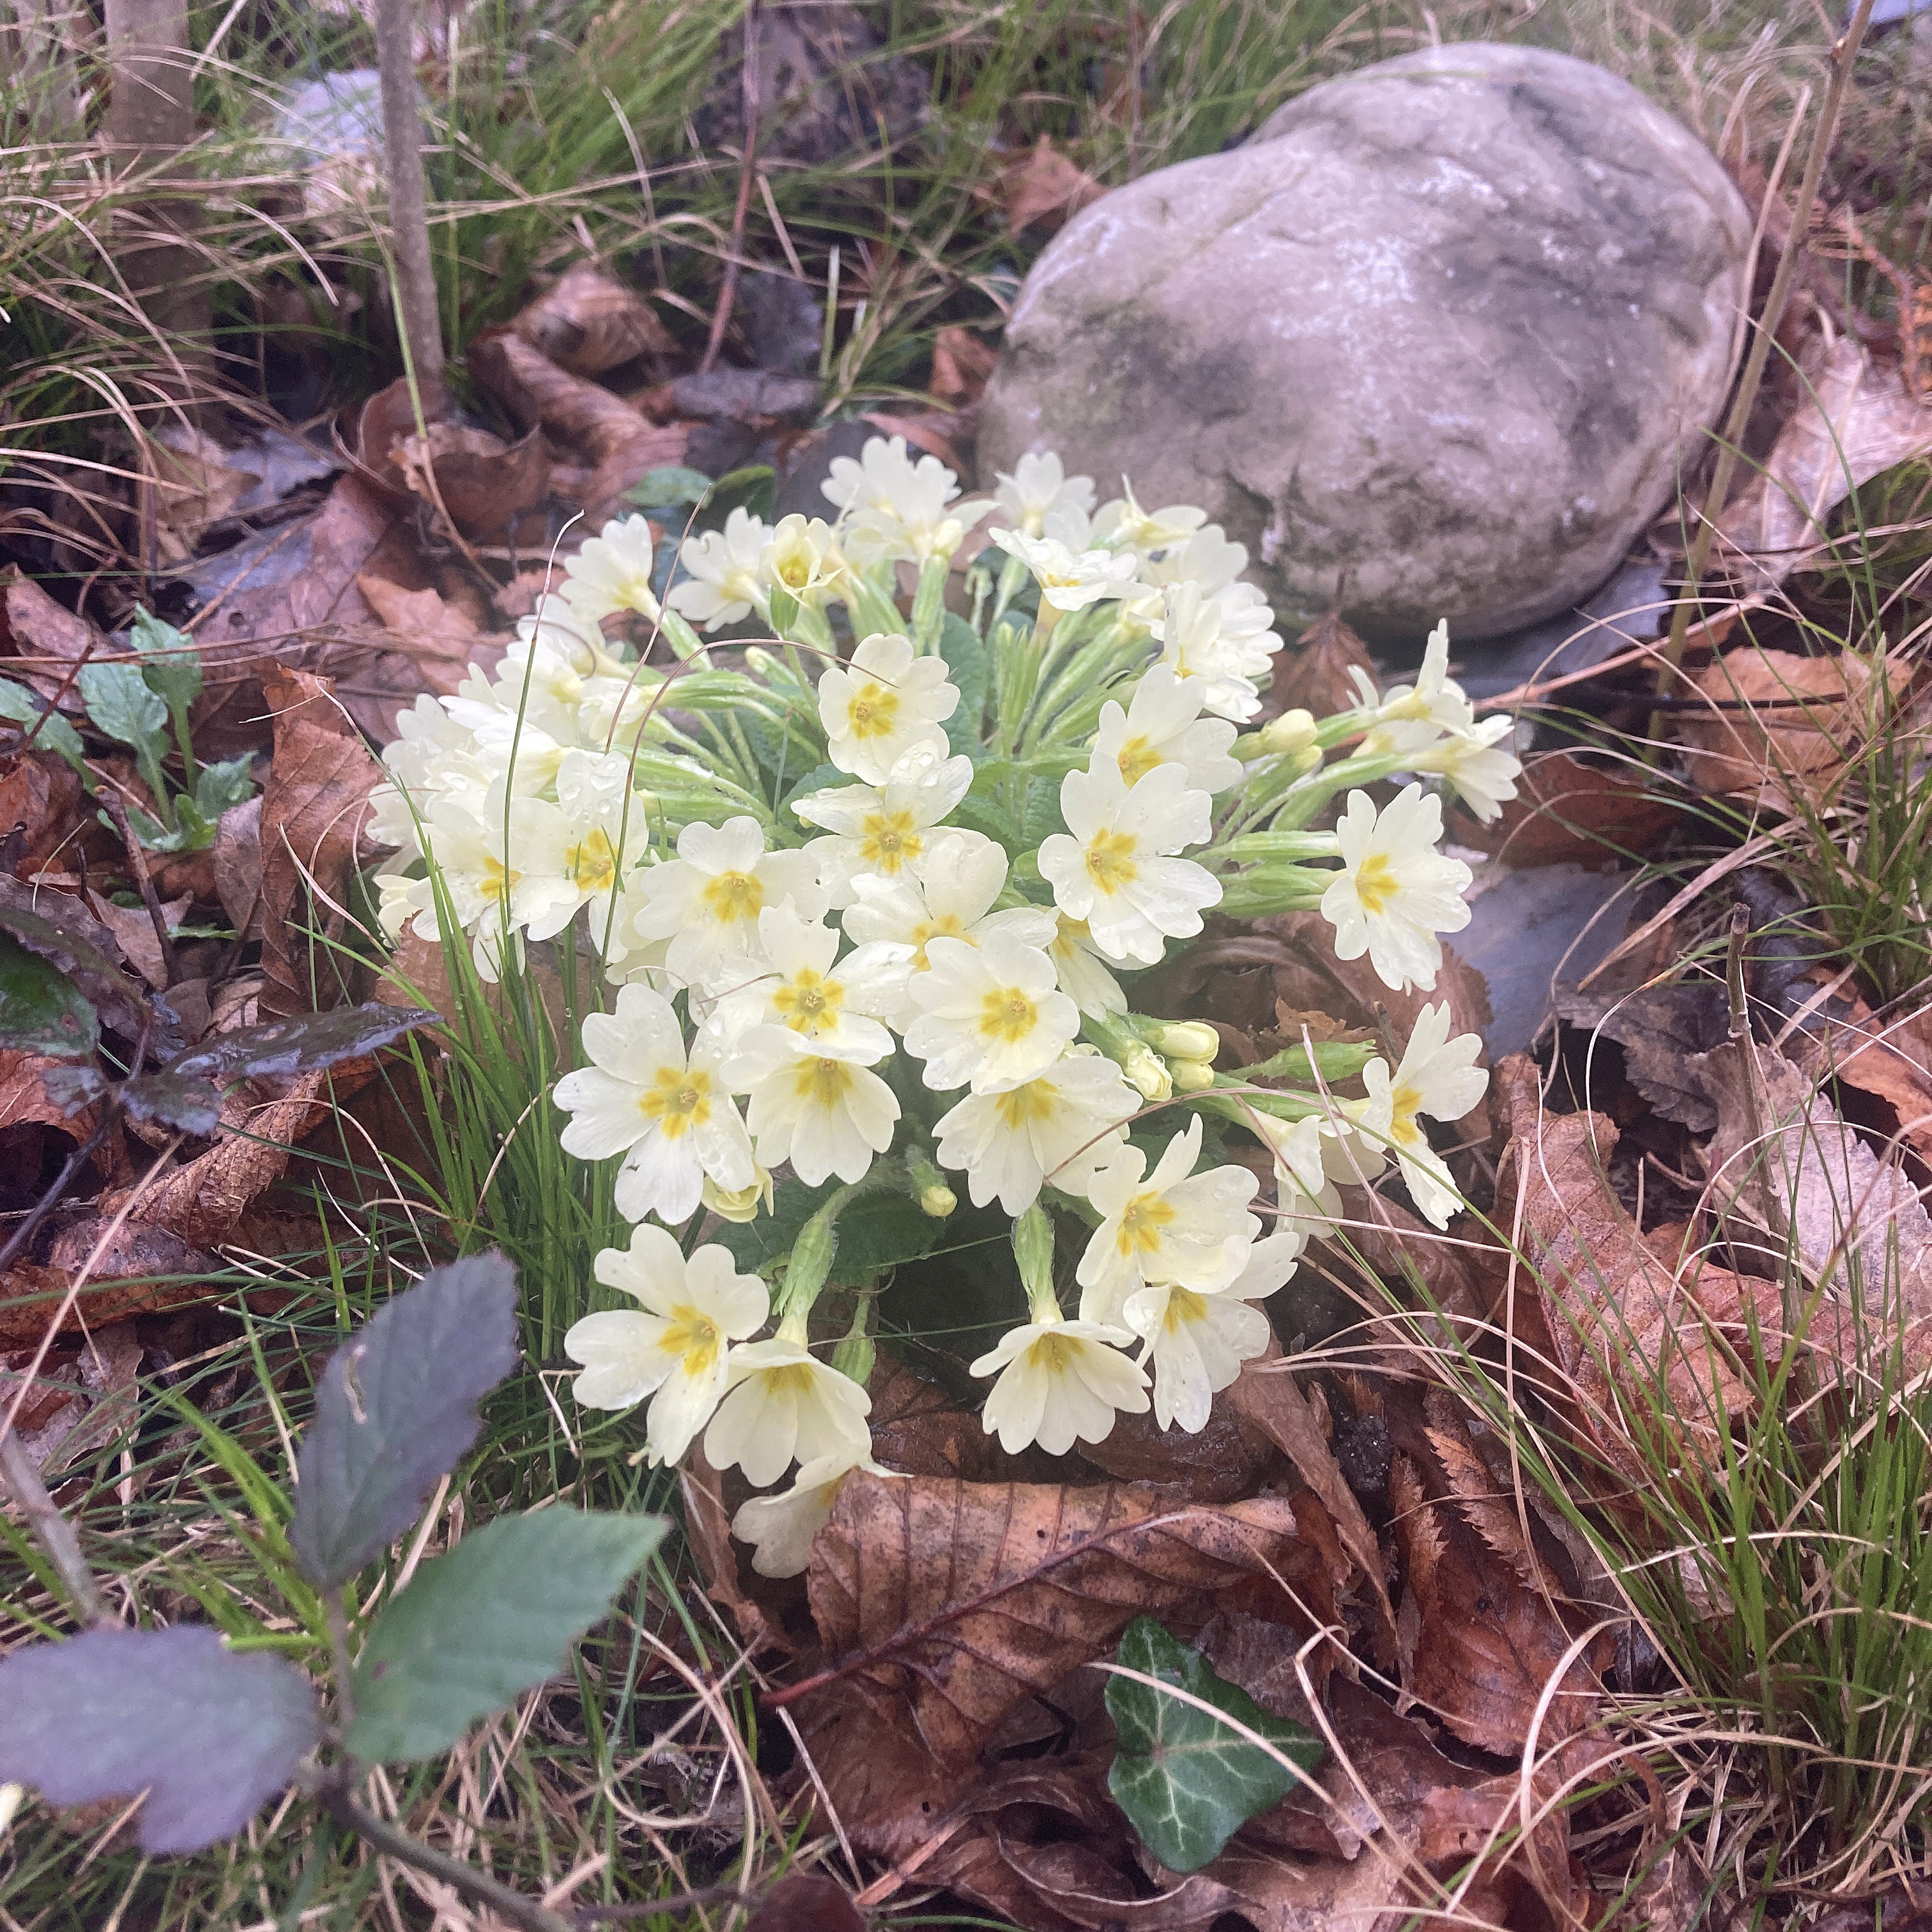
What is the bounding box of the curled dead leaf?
[395,422,551,544]
[1452,747,1687,866]
[510,261,674,376]
[1000,135,1108,233]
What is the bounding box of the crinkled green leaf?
[0,676,89,778]
[195,755,256,819]
[0,1625,318,1853]
[1105,1614,1325,1874]
[131,605,203,713]
[290,1252,519,1588]
[626,464,714,510]
[347,1508,666,1763]
[77,659,168,762]
[0,881,151,1042]
[939,613,988,755]
[713,1175,939,1282]
[0,932,98,1058]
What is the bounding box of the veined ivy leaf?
[1105,1614,1325,1874]
[0,933,98,1059]
[289,1252,520,1588]
[347,1508,666,1764]
[0,1625,319,1853]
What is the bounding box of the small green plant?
[0,1255,666,1932]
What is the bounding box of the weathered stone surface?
[979,44,1752,642]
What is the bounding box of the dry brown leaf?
[783,1471,1306,1764]
[510,261,674,375]
[0,569,106,710]
[1,1220,215,1342]
[468,328,652,465]
[1717,335,1932,590]
[1556,979,1731,1133]
[212,794,263,940]
[395,422,551,544]
[678,1446,795,1658]
[1683,647,1874,808]
[1699,1042,1932,1321]
[1074,1368,1282,1503]
[147,426,259,562]
[1274,609,1376,721]
[0,749,88,881]
[1452,747,1687,866]
[930,326,999,411]
[1001,135,1108,233]
[355,575,486,671]
[256,663,380,1018]
[85,889,190,992]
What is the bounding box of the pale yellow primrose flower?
[723,1024,900,1187]
[932,1048,1138,1215]
[1038,760,1220,967]
[1354,1000,1489,1230]
[817,631,960,785]
[822,434,991,566]
[565,1227,769,1465]
[730,1444,883,1578]
[1397,714,1522,823]
[629,815,824,992]
[1091,479,1208,558]
[1122,1231,1302,1432]
[972,1313,1149,1455]
[903,929,1078,1095]
[562,512,661,627]
[759,512,843,606]
[993,450,1096,540]
[1092,664,1243,794]
[705,1337,872,1487]
[1351,618,1474,740]
[553,983,754,1227]
[705,900,896,1057]
[990,526,1142,613]
[1146,580,1279,724]
[1076,1116,1261,1327]
[1048,913,1127,1020]
[793,751,974,904]
[667,505,772,631]
[1319,783,1473,995]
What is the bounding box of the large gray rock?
[978,45,1752,642]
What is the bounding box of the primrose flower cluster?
[373,436,1515,1577]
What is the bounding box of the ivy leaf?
[0,933,98,1059]
[939,613,988,755]
[130,605,203,714]
[0,676,90,781]
[1105,1614,1325,1874]
[346,1508,666,1764]
[0,1626,319,1853]
[289,1252,521,1589]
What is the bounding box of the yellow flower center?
[702,868,763,925]
[1029,1331,1076,1372]
[1116,1190,1176,1258]
[909,912,966,972]
[641,1066,712,1139]
[479,855,521,907]
[1162,1287,1207,1333]
[1115,733,1161,788]
[567,829,617,893]
[859,809,922,873]
[1353,853,1398,917]
[1388,1081,1426,1147]
[794,1056,857,1109]
[979,986,1039,1043]
[994,1080,1057,1130]
[1084,829,1140,894]
[773,969,845,1038]
[847,682,900,741]
[1051,917,1093,962]
[659,1303,722,1377]
[755,1361,817,1399]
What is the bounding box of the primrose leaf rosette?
[373,434,1515,1575]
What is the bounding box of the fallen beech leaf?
[213,793,263,940]
[1074,1372,1280,1503]
[468,328,652,466]
[355,575,486,673]
[1699,1043,1932,1321]
[256,663,381,1018]
[0,748,87,880]
[510,261,674,375]
[1418,1774,1589,1925]
[395,422,551,544]
[148,425,259,562]
[1683,647,1875,808]
[1273,608,1377,721]
[0,569,105,710]
[86,889,190,992]
[1,1218,216,1342]
[744,1874,863,1932]
[1556,978,1731,1133]
[931,326,999,410]
[1452,747,1687,866]
[1002,135,1107,233]
[678,1446,795,1657]
[1717,336,1932,591]
[783,1472,1307,1764]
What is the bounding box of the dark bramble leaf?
[0,881,151,1043]
[0,1626,319,1853]
[0,933,98,1059]
[118,1070,224,1135]
[290,1253,520,1589]
[346,1508,666,1764]
[1106,1614,1325,1873]
[168,1002,435,1085]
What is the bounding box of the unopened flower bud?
[1013,1203,1057,1312]
[1154,1021,1220,1064]
[1260,708,1318,756]
[1170,1057,1215,1092]
[1122,1043,1172,1103]
[909,1154,956,1219]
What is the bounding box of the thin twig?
[0,1429,113,1627]
[1650,0,1879,719]
[698,0,762,375]
[20,638,95,752]
[96,786,177,987]
[372,0,447,405]
[323,1788,576,1932]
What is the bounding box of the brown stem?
[19,637,95,752]
[1651,0,1878,716]
[372,0,447,409]
[97,786,177,986]
[698,0,762,375]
